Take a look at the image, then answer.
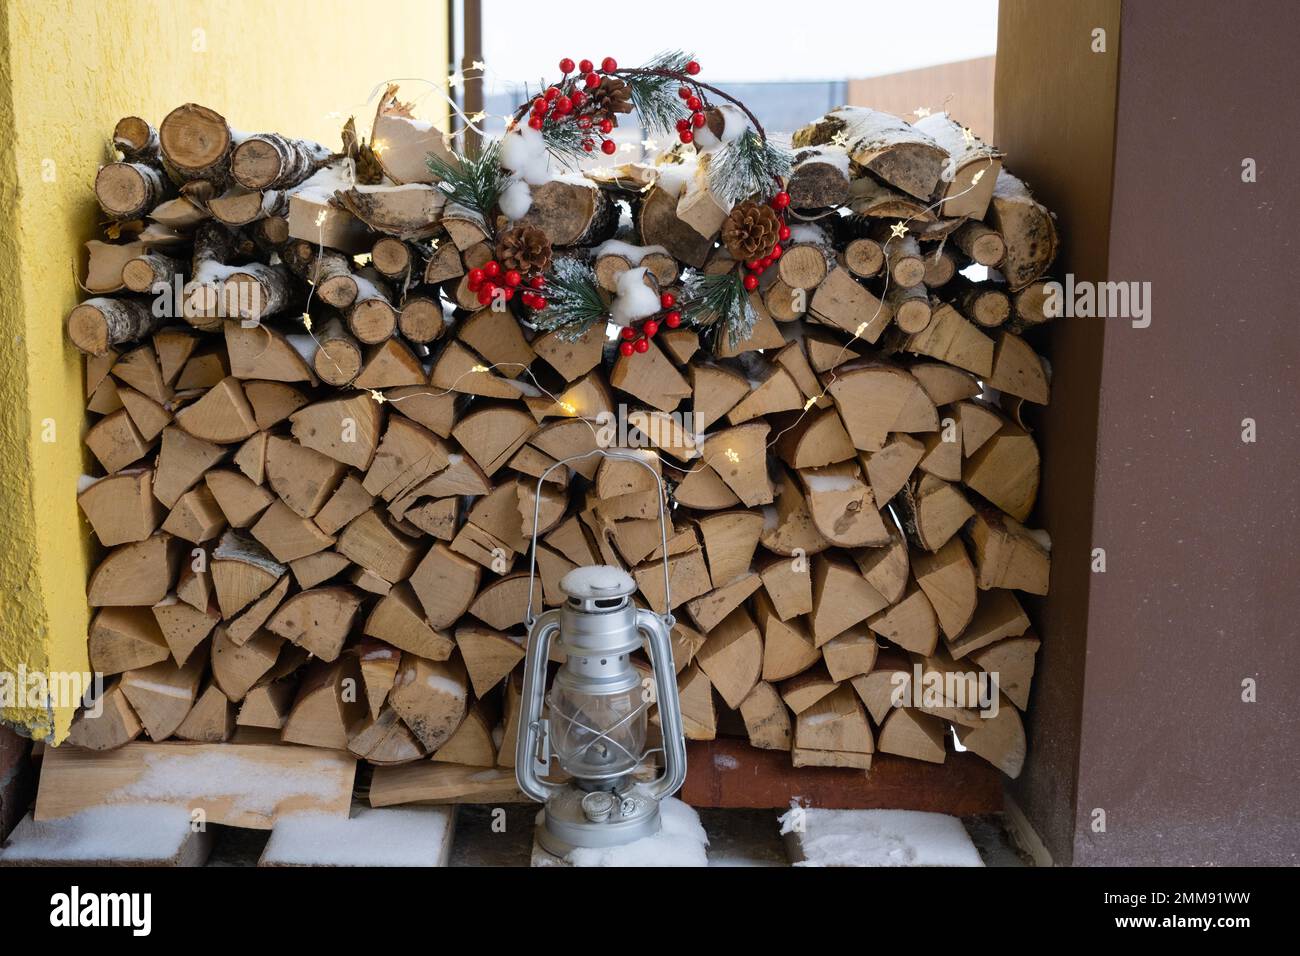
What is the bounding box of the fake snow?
[713,753,740,770]
[499,179,532,221]
[652,160,697,199]
[500,124,553,187]
[0,806,194,862]
[110,749,348,817]
[261,807,453,867]
[795,145,851,175]
[425,673,465,697]
[788,223,830,246]
[610,267,661,326]
[692,103,750,153]
[801,472,861,493]
[564,797,708,867]
[289,161,356,205]
[779,807,984,867]
[593,239,670,264]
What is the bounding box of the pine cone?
[496,225,552,274]
[722,202,781,261]
[593,77,633,127]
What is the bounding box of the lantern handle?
[524,448,674,629]
[514,608,566,802]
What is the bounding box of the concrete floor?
[205,806,1031,867]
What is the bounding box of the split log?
[793,107,947,200]
[231,133,331,190]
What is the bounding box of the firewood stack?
[64,98,1057,797]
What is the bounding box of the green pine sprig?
[425,138,508,222]
[708,127,792,206]
[680,269,755,351]
[531,258,608,341]
[622,50,695,137]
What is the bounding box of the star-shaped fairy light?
[914,106,932,118]
[889,222,909,239]
[470,60,487,72]
[447,71,462,89]
[961,126,975,146]
[830,130,850,148]
[641,137,660,151]
[369,389,387,405]
[301,313,313,332]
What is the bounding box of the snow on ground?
[0,806,194,863]
[779,807,984,867]
[261,806,454,867]
[564,797,708,867]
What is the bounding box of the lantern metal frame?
[516,448,688,857]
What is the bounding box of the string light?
[971,168,986,186]
[724,448,740,463]
[369,389,388,404]
[470,60,487,72]
[314,209,327,228]
[803,397,817,411]
[371,140,388,155]
[471,364,489,373]
[889,222,909,239]
[830,130,850,148]
[961,126,975,146]
[914,106,932,118]
[301,313,313,332]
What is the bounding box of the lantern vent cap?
[560,565,637,601]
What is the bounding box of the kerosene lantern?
[516,450,687,857]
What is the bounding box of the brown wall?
[994,0,1120,866]
[1075,0,1300,866]
[849,56,995,141]
[998,0,1300,865]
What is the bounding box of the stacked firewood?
[64,97,1056,796]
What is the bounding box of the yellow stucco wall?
[0,0,450,738]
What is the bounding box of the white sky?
[480,0,999,85]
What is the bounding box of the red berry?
[531,296,547,310]
[620,326,636,340]
[504,270,522,287]
[745,259,761,271]
[771,191,791,209]
[619,341,635,357]
[571,90,586,108]
[642,320,659,337]
[529,275,545,289]
[664,311,681,328]
[598,118,613,134]
[634,338,649,353]
[559,58,575,73]
[519,292,535,308]
[770,244,783,259]
[484,261,500,278]
[686,95,701,111]
[528,116,544,131]
[584,72,600,89]
[760,256,773,268]
[676,118,690,133]
[582,139,594,152]
[532,97,547,114]
[686,60,701,75]
[778,224,791,241]
[554,96,572,115]
[577,117,592,129]
[692,112,706,128]
[467,276,481,292]
[477,288,493,306]
[503,288,515,301]
[601,57,618,72]
[660,292,675,308]
[601,139,617,155]
[579,59,594,73]
[743,274,759,291]
[546,86,561,101]
[679,131,694,144]
[468,268,485,285]
[678,86,692,100]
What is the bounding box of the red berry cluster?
[467,261,547,311]
[741,191,792,292]
[618,292,682,357]
[527,56,702,154]
[672,61,708,145]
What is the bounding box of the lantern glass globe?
[548,684,647,784]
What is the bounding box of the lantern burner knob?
[559,565,636,610]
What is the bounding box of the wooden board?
[34,742,356,829]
